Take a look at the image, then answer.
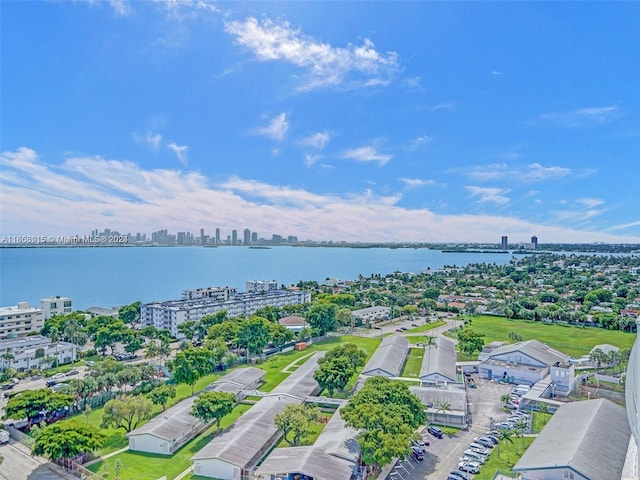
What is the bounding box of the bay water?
[0,246,516,309]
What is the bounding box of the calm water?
[0,246,516,309]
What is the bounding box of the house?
[0,335,76,371]
[127,367,266,455]
[254,404,363,480]
[409,385,467,428]
[278,316,307,333]
[360,335,409,378]
[418,337,459,386]
[514,399,631,480]
[191,353,324,479]
[477,339,572,387]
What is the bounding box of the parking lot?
[387,376,513,480]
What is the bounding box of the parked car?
[458,461,481,474]
[411,323,418,327]
[427,426,443,438]
[473,437,494,448]
[411,447,424,461]
[65,369,79,376]
[448,471,468,480]
[0,383,13,391]
[52,372,65,379]
[469,446,490,456]
[411,439,427,452]
[419,433,431,445]
[46,380,57,388]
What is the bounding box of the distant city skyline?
[2,2,639,244]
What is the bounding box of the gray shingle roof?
[314,404,359,463]
[126,395,202,442]
[361,334,409,377]
[409,385,467,411]
[419,337,457,382]
[191,352,323,467]
[488,339,568,366]
[128,368,266,441]
[514,398,631,480]
[254,446,354,480]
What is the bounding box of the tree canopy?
[341,376,425,466]
[274,403,321,446]
[101,396,153,433]
[32,420,105,462]
[2,389,74,428]
[191,391,236,431]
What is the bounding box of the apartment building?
[40,296,73,319]
[0,335,76,371]
[141,286,311,337]
[0,302,45,339]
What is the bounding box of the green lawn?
[531,410,552,433]
[258,335,381,392]
[87,403,253,480]
[401,348,423,378]
[450,315,636,357]
[407,320,446,333]
[473,436,535,480]
[274,412,332,448]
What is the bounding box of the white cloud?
[134,132,163,152]
[300,131,331,150]
[577,198,605,208]
[108,0,134,17]
[304,154,322,166]
[2,147,639,244]
[342,146,392,166]
[537,105,620,127]
[167,143,189,165]
[399,178,435,188]
[253,113,289,142]
[492,70,503,76]
[224,17,399,90]
[466,186,511,206]
[410,133,431,150]
[458,162,571,183]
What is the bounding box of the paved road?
[0,441,66,480]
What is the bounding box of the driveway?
[387,376,513,480]
[0,441,67,480]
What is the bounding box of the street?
[0,440,66,480]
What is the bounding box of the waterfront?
[0,246,519,309]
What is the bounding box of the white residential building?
[246,280,278,292]
[0,335,76,371]
[141,286,311,337]
[40,296,73,319]
[0,302,44,339]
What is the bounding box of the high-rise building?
[243,229,251,245]
[531,236,538,249]
[501,236,508,250]
[251,232,258,243]
[232,230,238,245]
[215,228,220,244]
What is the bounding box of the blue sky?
[1,0,639,244]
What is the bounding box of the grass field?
[87,403,253,480]
[450,315,636,357]
[401,348,424,378]
[81,335,380,474]
[408,320,447,332]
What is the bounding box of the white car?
[458,461,481,474]
[52,372,65,379]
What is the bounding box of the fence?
[56,457,105,480]
[492,470,520,479]
[4,423,35,449]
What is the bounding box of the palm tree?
[48,327,61,372]
[436,401,452,428]
[538,403,550,430]
[515,416,529,450]
[497,427,514,462]
[144,340,160,366]
[1,349,14,370]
